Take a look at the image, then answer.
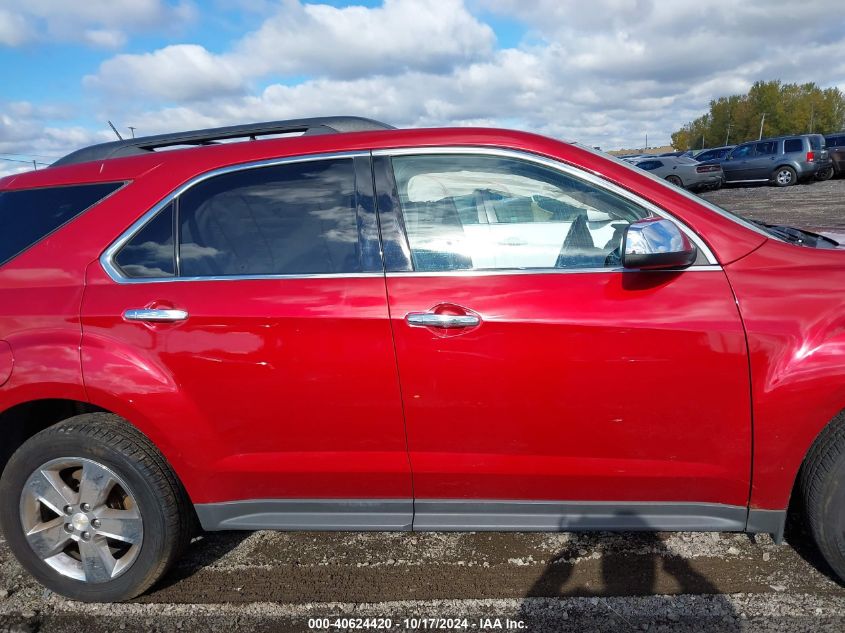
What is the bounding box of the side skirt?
[412,500,748,532]
[195,499,413,531]
[195,499,785,538]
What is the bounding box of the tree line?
[671,80,845,151]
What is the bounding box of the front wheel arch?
[795,410,845,582]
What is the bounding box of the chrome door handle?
[406,313,480,328]
[123,308,189,322]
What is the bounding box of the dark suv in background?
[721,134,831,186]
[693,145,735,162]
[825,133,845,177]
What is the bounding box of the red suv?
[2,117,845,602]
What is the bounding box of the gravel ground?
[701,177,845,231]
[2,178,845,632]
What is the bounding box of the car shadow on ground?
[516,513,740,631]
[137,530,251,599]
[783,495,841,585]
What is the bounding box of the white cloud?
[0,9,32,46]
[0,102,111,177]
[86,0,495,101]
[230,0,495,78]
[5,0,845,166]
[84,45,246,101]
[83,29,128,49]
[0,0,195,48]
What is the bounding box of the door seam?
[370,151,417,520]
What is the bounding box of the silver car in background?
[629,156,723,191]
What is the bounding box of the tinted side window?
[756,141,776,155]
[783,139,803,153]
[732,144,755,159]
[0,182,122,267]
[178,159,360,277]
[828,136,844,148]
[391,154,651,271]
[114,203,175,278]
[696,151,715,162]
[637,160,662,170]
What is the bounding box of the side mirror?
[622,218,697,270]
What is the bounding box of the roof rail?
[52,116,395,167]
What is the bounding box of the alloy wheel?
[776,169,793,185]
[19,457,143,583]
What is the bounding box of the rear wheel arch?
[0,412,196,600]
[0,399,194,507]
[771,164,797,186]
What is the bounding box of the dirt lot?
[702,177,845,232]
[2,179,845,632]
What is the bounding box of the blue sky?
[1,0,843,175]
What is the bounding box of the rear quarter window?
[783,139,803,153]
[0,182,123,268]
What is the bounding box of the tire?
[773,165,797,187]
[816,166,834,182]
[799,412,845,584]
[0,413,193,602]
[665,175,683,187]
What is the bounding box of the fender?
[0,330,87,408]
[80,331,226,503]
[725,238,845,510]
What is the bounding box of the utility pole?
[128,126,136,139]
[758,113,766,140]
[725,121,732,146]
[808,105,815,133]
[644,132,648,151]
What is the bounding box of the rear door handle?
[406,313,480,328]
[123,308,189,323]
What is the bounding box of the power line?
[0,156,50,166]
[0,152,59,160]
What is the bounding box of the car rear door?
[375,149,752,530]
[81,154,413,529]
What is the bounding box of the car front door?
[81,154,413,529]
[723,143,757,181]
[375,149,752,530]
[748,141,777,179]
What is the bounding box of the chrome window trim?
[101,151,371,284]
[386,265,723,278]
[372,146,719,266]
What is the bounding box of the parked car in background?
[722,134,831,187]
[632,155,723,191]
[825,133,845,178]
[5,117,845,603]
[658,150,696,158]
[692,145,735,163]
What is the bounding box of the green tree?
[671,80,845,150]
